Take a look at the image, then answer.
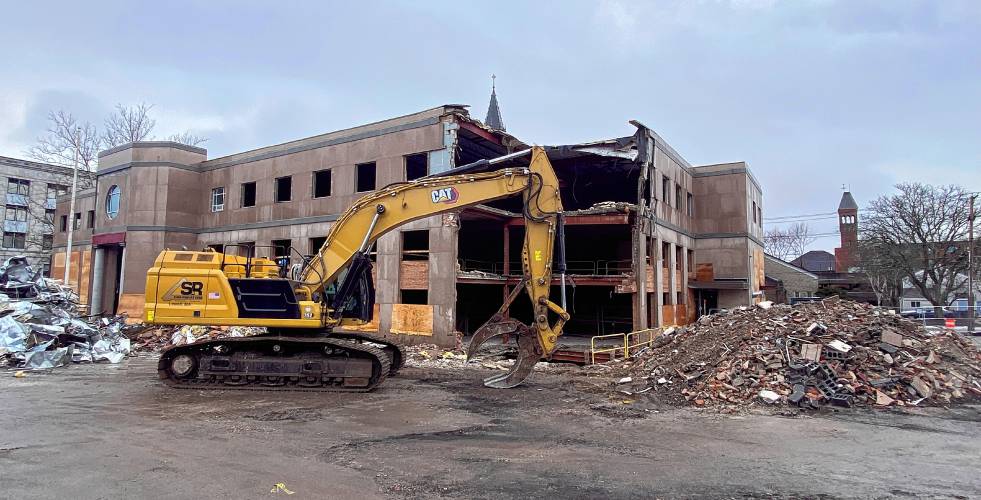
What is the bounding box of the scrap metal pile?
[0,257,132,370]
[129,324,267,351]
[614,297,981,411]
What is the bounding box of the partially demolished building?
[52,104,763,347]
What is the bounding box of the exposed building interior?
[454,141,649,343]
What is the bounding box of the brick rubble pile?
[613,297,981,410]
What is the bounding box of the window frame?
[404,152,429,181]
[7,178,30,196]
[4,205,27,222]
[313,169,332,198]
[274,176,292,203]
[211,186,226,212]
[105,185,121,220]
[241,181,257,208]
[356,162,377,193]
[2,231,25,249]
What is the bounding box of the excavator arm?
[298,146,569,387]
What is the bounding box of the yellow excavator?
[144,147,569,391]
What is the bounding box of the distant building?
[789,191,874,303]
[763,253,819,303]
[901,271,979,313]
[0,155,94,276]
[835,191,858,271]
[791,250,837,273]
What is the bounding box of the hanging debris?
[608,297,981,411]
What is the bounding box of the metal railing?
[589,328,661,364]
[458,258,633,276]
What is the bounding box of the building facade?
[53,104,763,346]
[0,155,95,276]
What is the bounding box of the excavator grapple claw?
[467,318,543,389]
[465,315,520,361]
[480,325,542,389]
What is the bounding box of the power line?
[764,211,836,221]
[764,208,871,222]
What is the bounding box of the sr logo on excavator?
[430,187,459,204]
[162,278,205,302]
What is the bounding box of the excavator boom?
[145,147,569,390]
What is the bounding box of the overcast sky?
[1,0,978,250]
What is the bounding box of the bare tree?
[167,131,208,147]
[764,223,816,261]
[858,239,905,307]
[103,103,156,148]
[861,183,972,316]
[28,111,101,174]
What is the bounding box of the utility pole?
[63,127,80,287]
[969,194,976,334]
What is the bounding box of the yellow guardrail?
[589,328,662,364]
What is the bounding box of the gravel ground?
[1,354,979,499]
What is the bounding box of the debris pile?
[0,257,132,370]
[614,297,981,411]
[128,324,267,351]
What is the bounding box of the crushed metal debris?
[0,257,132,370]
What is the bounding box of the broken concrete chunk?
[805,322,827,335]
[910,376,933,398]
[788,384,806,404]
[826,340,852,353]
[880,330,904,347]
[757,301,773,310]
[878,342,899,354]
[875,390,895,406]
[758,390,781,403]
[617,377,633,384]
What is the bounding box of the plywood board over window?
[390,304,434,336]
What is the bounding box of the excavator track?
[158,336,390,392]
[327,332,406,376]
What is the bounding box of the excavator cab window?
[329,253,375,322]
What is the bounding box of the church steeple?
[484,74,505,131]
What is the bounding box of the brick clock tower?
[834,191,858,272]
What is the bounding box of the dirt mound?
[612,297,980,411]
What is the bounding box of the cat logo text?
[430,187,459,204]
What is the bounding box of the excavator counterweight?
[144,147,569,391]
